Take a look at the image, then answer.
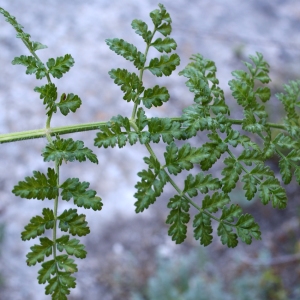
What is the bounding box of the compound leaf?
[12,168,58,200]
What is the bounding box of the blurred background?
[0,0,300,299]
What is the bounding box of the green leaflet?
[182,104,219,137]
[60,178,102,211]
[21,208,54,240]
[193,212,213,246]
[147,53,180,77]
[221,157,243,193]
[26,237,53,266]
[235,214,262,244]
[183,173,221,197]
[151,37,177,53]
[46,54,74,79]
[148,118,185,144]
[12,55,47,79]
[57,93,82,116]
[134,156,167,213]
[56,235,87,258]
[109,68,144,102]
[150,4,171,27]
[200,133,228,171]
[106,38,146,69]
[259,177,287,209]
[142,85,170,108]
[58,209,90,236]
[12,168,58,200]
[34,83,57,115]
[164,142,209,175]
[131,19,152,43]
[95,115,138,148]
[166,195,190,244]
[42,137,98,165]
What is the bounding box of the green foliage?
[1,3,300,299]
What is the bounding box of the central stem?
[52,159,60,259]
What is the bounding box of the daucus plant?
[0,3,299,299]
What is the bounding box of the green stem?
[0,121,109,144]
[0,117,289,144]
[131,27,157,120]
[52,159,60,260]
